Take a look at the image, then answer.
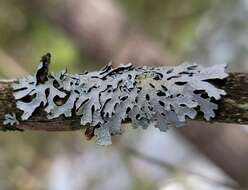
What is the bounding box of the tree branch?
[0,72,247,131]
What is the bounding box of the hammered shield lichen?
[11,54,228,145]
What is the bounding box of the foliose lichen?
[9,53,228,145]
[2,113,22,131]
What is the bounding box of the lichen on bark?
[3,54,229,145]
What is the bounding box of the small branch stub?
[3,54,228,145]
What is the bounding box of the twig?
[1,72,248,132]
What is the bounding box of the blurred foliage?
[118,0,214,55]
[0,0,80,74]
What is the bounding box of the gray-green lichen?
[2,113,22,131]
[8,53,228,145]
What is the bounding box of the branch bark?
[0,72,248,187]
[0,72,248,130]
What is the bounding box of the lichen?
[2,113,22,131]
[9,54,228,145]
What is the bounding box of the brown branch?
[1,71,248,187]
[0,72,248,131]
[0,83,81,131]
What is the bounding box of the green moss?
[237,103,248,110]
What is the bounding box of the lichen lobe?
[11,54,228,145]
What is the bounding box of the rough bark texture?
[0,72,248,129]
[0,83,81,131]
[216,73,248,124]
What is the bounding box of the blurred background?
[0,0,248,189]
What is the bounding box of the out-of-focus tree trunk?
[32,0,248,187]
[179,123,248,187]
[0,50,27,78]
[41,0,170,66]
[0,72,248,129]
